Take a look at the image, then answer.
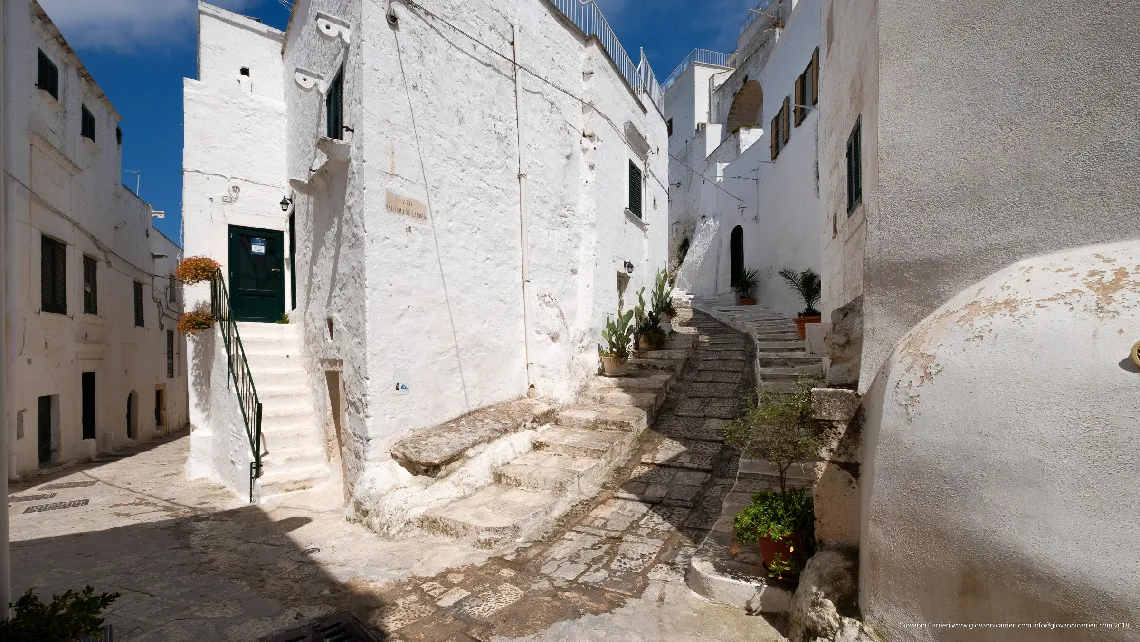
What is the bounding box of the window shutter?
[134,281,144,327]
[167,331,175,379]
[41,236,67,314]
[628,161,643,218]
[811,48,820,105]
[37,49,59,100]
[782,97,791,144]
[853,122,862,204]
[83,256,97,315]
[794,76,804,126]
[770,115,778,160]
[81,106,95,140]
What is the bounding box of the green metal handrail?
[210,268,263,503]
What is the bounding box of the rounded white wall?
[859,240,1140,640]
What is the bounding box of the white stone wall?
[667,0,821,314]
[182,4,292,493]
[860,242,1140,638]
[818,0,875,321]
[186,0,667,507]
[3,0,189,478]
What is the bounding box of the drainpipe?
[513,21,535,397]
[0,0,11,618]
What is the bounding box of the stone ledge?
[810,388,860,423]
[686,520,794,613]
[390,398,555,477]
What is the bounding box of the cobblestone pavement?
[373,311,782,641]
[7,311,782,641]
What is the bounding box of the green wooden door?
[228,226,286,322]
[38,396,52,465]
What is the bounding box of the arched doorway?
[730,226,744,288]
[126,391,139,439]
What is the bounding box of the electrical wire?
[398,0,670,193]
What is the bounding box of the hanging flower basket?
[176,256,221,285]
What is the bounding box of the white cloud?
[38,0,261,52]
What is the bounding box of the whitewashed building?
[182,1,668,505]
[1,0,189,479]
[665,0,821,316]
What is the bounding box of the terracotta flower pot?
[794,315,821,339]
[758,533,800,581]
[638,336,654,352]
[600,355,628,376]
[739,297,755,306]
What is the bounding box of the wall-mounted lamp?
[280,196,293,212]
[624,261,635,274]
[669,182,682,188]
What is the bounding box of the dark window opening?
[116,127,123,145]
[83,255,97,315]
[288,213,297,310]
[326,67,344,140]
[666,119,673,137]
[37,49,59,100]
[240,67,250,76]
[81,105,95,140]
[730,226,744,287]
[82,373,96,440]
[627,161,643,219]
[155,389,165,427]
[770,100,790,161]
[41,235,67,315]
[846,118,863,216]
[795,48,820,126]
[133,281,144,327]
[167,331,175,379]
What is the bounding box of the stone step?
[553,404,647,434]
[757,352,823,367]
[255,380,315,396]
[239,334,303,353]
[237,322,299,340]
[578,388,661,412]
[495,450,605,496]
[534,426,634,467]
[260,425,323,453]
[626,355,686,375]
[758,364,824,380]
[246,368,310,390]
[256,461,330,499]
[245,352,305,371]
[634,348,688,360]
[261,446,327,473]
[254,392,315,413]
[586,371,671,393]
[261,403,319,422]
[752,331,801,341]
[418,484,566,548]
[662,335,698,350]
[755,341,806,352]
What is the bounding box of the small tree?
[726,377,822,492]
[0,586,120,641]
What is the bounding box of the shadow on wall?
[190,329,215,421]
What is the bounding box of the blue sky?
[40,0,755,245]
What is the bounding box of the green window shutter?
[134,281,144,327]
[326,67,344,140]
[846,118,862,215]
[83,255,97,315]
[41,236,66,314]
[81,105,95,140]
[628,161,643,218]
[37,49,59,100]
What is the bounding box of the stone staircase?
[237,322,331,502]
[397,313,697,549]
[693,305,824,389]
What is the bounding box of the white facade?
[3,0,189,479]
[184,0,668,508]
[666,0,822,315]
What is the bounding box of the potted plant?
[734,268,759,305]
[600,306,634,376]
[779,267,822,339]
[175,255,221,285]
[651,269,677,333]
[725,377,822,580]
[176,302,216,334]
[633,288,665,351]
[0,585,120,641]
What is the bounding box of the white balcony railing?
[661,49,732,93]
[547,0,664,114]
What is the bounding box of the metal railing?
[547,0,664,113]
[740,0,776,35]
[661,48,732,93]
[210,268,263,503]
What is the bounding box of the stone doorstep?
[390,398,555,477]
[757,352,822,367]
[686,523,794,614]
[578,389,662,414]
[553,405,648,434]
[418,484,567,548]
[255,463,330,500]
[495,450,605,496]
[586,370,672,393]
[757,365,825,381]
[754,341,806,352]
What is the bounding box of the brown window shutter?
[782,97,791,143]
[794,76,804,126]
[811,48,820,105]
[770,116,778,160]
